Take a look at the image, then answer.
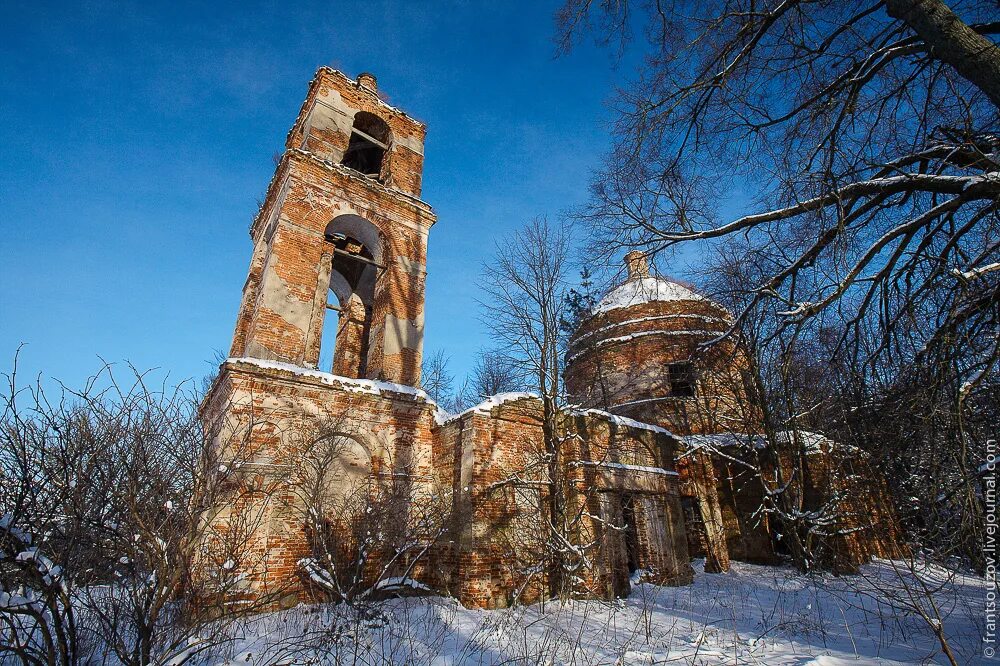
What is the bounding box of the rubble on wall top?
[313,67,426,128]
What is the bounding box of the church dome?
[592,275,706,314]
[590,252,708,315]
[564,252,736,430]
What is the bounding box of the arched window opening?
[331,291,370,377]
[304,433,373,504]
[320,215,384,379]
[342,111,390,178]
[321,434,371,485]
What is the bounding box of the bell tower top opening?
[283,67,428,198]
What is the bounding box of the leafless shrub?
[0,354,282,665]
[291,426,453,607]
[419,349,454,406]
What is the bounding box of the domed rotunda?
[565,252,749,436]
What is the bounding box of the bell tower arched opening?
[319,215,383,378]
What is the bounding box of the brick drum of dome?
[565,251,753,438]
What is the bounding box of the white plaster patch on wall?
[396,255,426,277]
[313,90,354,134]
[259,267,313,345]
[382,314,423,356]
[244,340,276,361]
[392,132,424,156]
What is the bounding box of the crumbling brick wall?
[712,454,780,564]
[789,441,909,571]
[199,358,440,605]
[199,363,694,610]
[430,397,693,608]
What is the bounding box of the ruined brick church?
[200,68,903,609]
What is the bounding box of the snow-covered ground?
[206,559,987,665]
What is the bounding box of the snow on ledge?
[226,357,430,400]
[570,460,680,477]
[682,433,765,451]
[566,407,675,436]
[373,576,432,592]
[434,397,674,437]
[571,313,730,346]
[566,328,723,364]
[594,277,705,315]
[682,430,860,456]
[435,392,539,426]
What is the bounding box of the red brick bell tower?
[229,68,434,385]
[199,70,441,604]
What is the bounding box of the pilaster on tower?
[228,68,435,387]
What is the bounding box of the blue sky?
[0,1,656,390]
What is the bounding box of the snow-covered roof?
[434,396,675,437]
[682,433,766,452]
[593,277,705,315]
[565,407,675,436]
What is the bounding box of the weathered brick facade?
[565,251,905,573]
[429,397,694,606]
[231,68,432,385]
[201,69,902,611]
[202,70,697,609]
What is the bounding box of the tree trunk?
[542,394,565,599]
[885,0,1000,109]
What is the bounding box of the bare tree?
[479,217,572,408]
[0,357,280,666]
[560,0,998,569]
[559,0,998,381]
[444,350,524,414]
[420,349,455,406]
[470,349,523,400]
[448,376,475,413]
[479,218,602,600]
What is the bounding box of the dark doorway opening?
[622,494,640,575]
[680,495,707,558]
